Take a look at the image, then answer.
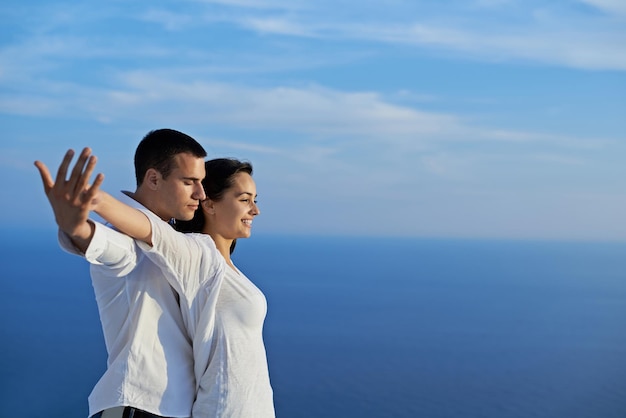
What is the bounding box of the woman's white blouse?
[137,210,275,418]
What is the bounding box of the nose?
[251,201,260,216]
[194,183,206,201]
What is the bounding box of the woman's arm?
[94,191,153,246]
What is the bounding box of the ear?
[143,168,161,191]
[201,199,216,215]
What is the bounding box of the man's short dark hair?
[134,129,207,186]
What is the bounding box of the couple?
[35,129,275,418]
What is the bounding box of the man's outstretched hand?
[34,147,105,252]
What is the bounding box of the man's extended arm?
[94,191,154,246]
[36,147,157,252]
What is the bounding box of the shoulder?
[182,233,222,263]
[187,232,216,247]
[187,233,227,278]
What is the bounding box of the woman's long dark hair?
[175,158,253,254]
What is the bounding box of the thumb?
[34,161,54,193]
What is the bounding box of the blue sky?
[2,0,625,240]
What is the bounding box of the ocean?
[1,230,625,418]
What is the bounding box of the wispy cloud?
[233,15,626,70]
[240,16,317,37]
[140,9,196,31]
[193,0,307,10]
[202,137,284,154]
[150,1,625,71]
[579,0,626,16]
[1,67,616,156]
[4,1,625,81]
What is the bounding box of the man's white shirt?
[59,193,195,418]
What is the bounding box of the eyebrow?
[237,192,257,197]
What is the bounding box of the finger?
[68,148,92,196]
[34,161,54,194]
[92,172,105,190]
[54,149,75,188]
[77,155,98,196]
[83,173,105,203]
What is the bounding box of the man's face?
[155,153,206,221]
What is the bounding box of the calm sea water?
[1,229,625,418]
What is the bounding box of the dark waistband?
[123,407,170,418]
[93,407,176,418]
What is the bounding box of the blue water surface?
[1,230,625,417]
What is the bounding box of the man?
[35,129,207,418]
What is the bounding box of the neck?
[204,228,234,266]
[131,188,169,222]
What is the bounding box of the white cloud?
[1,66,615,158]
[182,0,625,71]
[579,0,626,16]
[473,0,514,7]
[192,0,307,10]
[240,16,316,37]
[140,9,195,31]
[235,15,626,70]
[5,1,625,79]
[531,153,586,165]
[202,137,284,154]
[80,73,466,141]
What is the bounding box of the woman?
[94,158,274,418]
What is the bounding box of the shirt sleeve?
[58,221,139,277]
[135,209,218,301]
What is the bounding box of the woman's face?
[208,172,260,240]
